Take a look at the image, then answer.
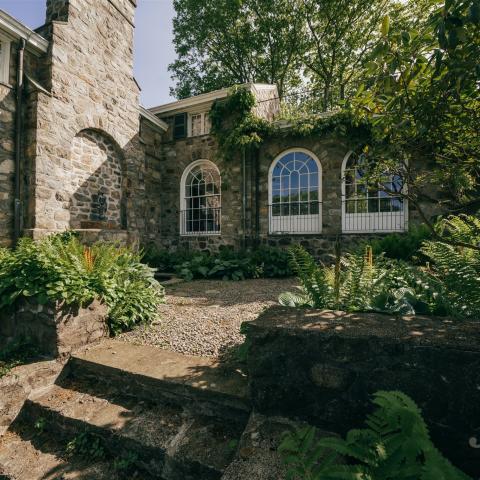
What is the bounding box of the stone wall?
[246,306,480,476]
[0,298,107,357]
[0,360,64,436]
[24,0,144,243]
[151,132,244,252]
[153,126,441,260]
[69,129,125,229]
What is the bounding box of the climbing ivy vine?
[209,86,372,160]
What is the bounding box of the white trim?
[268,148,323,234]
[0,10,49,54]
[0,33,11,84]
[139,106,168,132]
[340,150,408,233]
[179,159,221,236]
[149,82,277,116]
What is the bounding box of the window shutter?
[173,113,187,139]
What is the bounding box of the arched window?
[268,149,322,234]
[341,151,407,232]
[180,160,221,235]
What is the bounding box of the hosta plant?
[0,233,164,335]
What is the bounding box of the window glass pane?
[191,114,202,136]
[380,198,392,212]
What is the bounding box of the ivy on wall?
[209,86,373,160]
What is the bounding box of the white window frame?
[187,111,211,137]
[0,34,11,85]
[268,148,322,234]
[180,159,221,236]
[341,151,408,233]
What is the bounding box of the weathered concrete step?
[68,340,250,421]
[0,425,126,479]
[20,380,245,479]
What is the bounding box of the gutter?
[14,38,25,243]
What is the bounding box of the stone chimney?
[45,0,70,23]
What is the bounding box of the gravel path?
[119,278,297,358]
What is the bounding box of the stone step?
[0,422,129,480]
[67,340,250,421]
[18,379,245,480]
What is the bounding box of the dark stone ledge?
[246,306,480,476]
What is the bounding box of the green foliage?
[144,245,292,281]
[113,451,139,472]
[210,87,274,159]
[66,431,106,460]
[369,225,433,262]
[0,234,164,335]
[169,0,304,99]
[279,391,471,479]
[281,244,447,316]
[0,337,40,379]
[421,214,480,318]
[352,0,480,210]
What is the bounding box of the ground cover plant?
[0,233,164,335]
[144,245,293,281]
[278,390,471,479]
[280,214,480,318]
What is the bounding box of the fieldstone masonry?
[69,129,125,229]
[0,298,108,357]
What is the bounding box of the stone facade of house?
[0,0,439,257]
[0,0,165,249]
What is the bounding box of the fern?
[421,214,480,318]
[281,246,445,316]
[279,391,472,480]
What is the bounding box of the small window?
[188,112,210,137]
[342,151,407,232]
[180,160,221,235]
[268,149,322,234]
[0,36,11,85]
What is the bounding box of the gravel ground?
[119,278,298,358]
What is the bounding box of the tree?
[351,0,480,246]
[169,0,305,99]
[301,0,391,111]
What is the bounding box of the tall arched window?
[180,160,221,235]
[268,149,322,234]
[341,151,407,233]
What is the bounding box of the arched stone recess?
[69,129,127,230]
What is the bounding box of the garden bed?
[118,278,297,357]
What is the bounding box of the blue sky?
[0,0,176,107]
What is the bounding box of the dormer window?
[188,112,210,137]
[0,35,11,84]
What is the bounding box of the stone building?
[0,0,437,258]
[0,0,166,248]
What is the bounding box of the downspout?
[242,149,247,248]
[254,147,260,246]
[14,38,26,244]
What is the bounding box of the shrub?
[280,244,447,316]
[369,224,432,262]
[421,214,480,318]
[143,245,292,280]
[278,391,471,480]
[0,233,164,335]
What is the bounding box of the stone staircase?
[0,341,252,480]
